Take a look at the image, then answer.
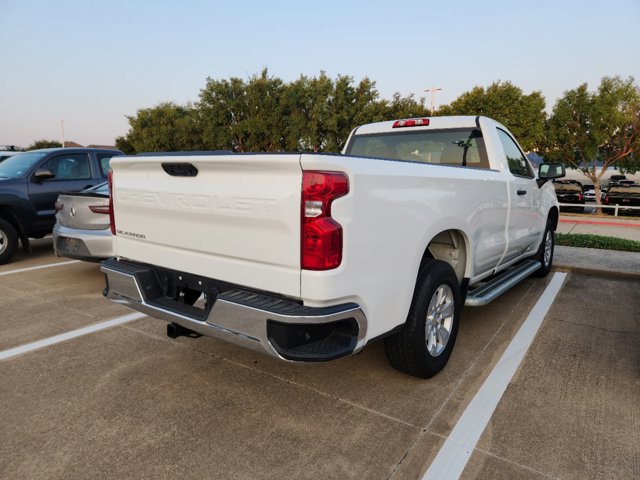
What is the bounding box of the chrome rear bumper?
[101,258,367,362]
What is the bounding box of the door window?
[96,153,115,178]
[42,153,91,180]
[497,129,533,178]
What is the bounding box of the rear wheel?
[0,218,19,265]
[384,260,461,378]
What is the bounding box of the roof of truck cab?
[353,115,486,135]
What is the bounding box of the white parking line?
[0,260,81,277]
[0,312,146,361]
[422,272,567,480]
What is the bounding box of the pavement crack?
[120,323,421,430]
[387,283,538,479]
[471,445,564,480]
[556,318,639,335]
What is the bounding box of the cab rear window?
[345,128,490,169]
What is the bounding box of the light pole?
[425,87,442,115]
[60,119,65,147]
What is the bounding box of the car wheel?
[384,259,461,378]
[0,218,19,265]
[533,220,554,277]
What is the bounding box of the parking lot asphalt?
[1,239,638,479]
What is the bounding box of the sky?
[1,0,639,148]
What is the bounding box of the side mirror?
[33,168,56,182]
[537,162,565,187]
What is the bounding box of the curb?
[553,264,640,280]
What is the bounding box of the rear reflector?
[392,118,430,128]
[301,171,349,270]
[108,170,116,235]
[89,205,110,214]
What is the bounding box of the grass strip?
[555,233,640,252]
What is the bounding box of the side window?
[497,129,533,178]
[42,153,91,180]
[96,153,114,178]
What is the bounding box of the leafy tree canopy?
[123,102,204,153]
[438,81,546,151]
[118,70,427,154]
[543,75,640,204]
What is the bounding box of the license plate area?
[59,237,81,254]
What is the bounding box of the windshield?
[345,128,490,169]
[0,152,47,179]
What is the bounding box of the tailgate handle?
[517,189,527,196]
[162,163,198,177]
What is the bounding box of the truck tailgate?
[111,154,302,297]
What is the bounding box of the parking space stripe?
[0,312,146,361]
[422,272,567,480]
[0,260,81,277]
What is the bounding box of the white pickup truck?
[101,116,565,378]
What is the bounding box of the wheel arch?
[0,206,23,236]
[419,228,470,285]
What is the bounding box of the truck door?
[28,152,95,232]
[496,129,544,265]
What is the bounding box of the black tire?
[533,220,554,277]
[384,259,461,378]
[0,218,19,265]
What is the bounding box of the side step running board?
[465,260,541,307]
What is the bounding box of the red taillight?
[392,118,430,128]
[301,171,349,270]
[54,201,64,211]
[89,205,110,214]
[108,170,116,235]
[578,193,583,202]
[604,195,609,205]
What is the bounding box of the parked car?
[617,180,636,187]
[102,115,565,379]
[0,147,122,264]
[553,179,584,212]
[604,184,640,215]
[608,174,627,188]
[0,150,21,163]
[53,182,112,261]
[581,184,596,202]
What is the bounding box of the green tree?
[121,71,437,155]
[375,92,429,122]
[121,102,204,153]
[28,139,62,150]
[617,154,640,175]
[544,76,640,209]
[439,81,546,151]
[114,135,136,155]
[199,70,389,153]
[280,73,334,152]
[198,69,287,152]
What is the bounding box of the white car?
[101,116,564,378]
[53,183,112,261]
